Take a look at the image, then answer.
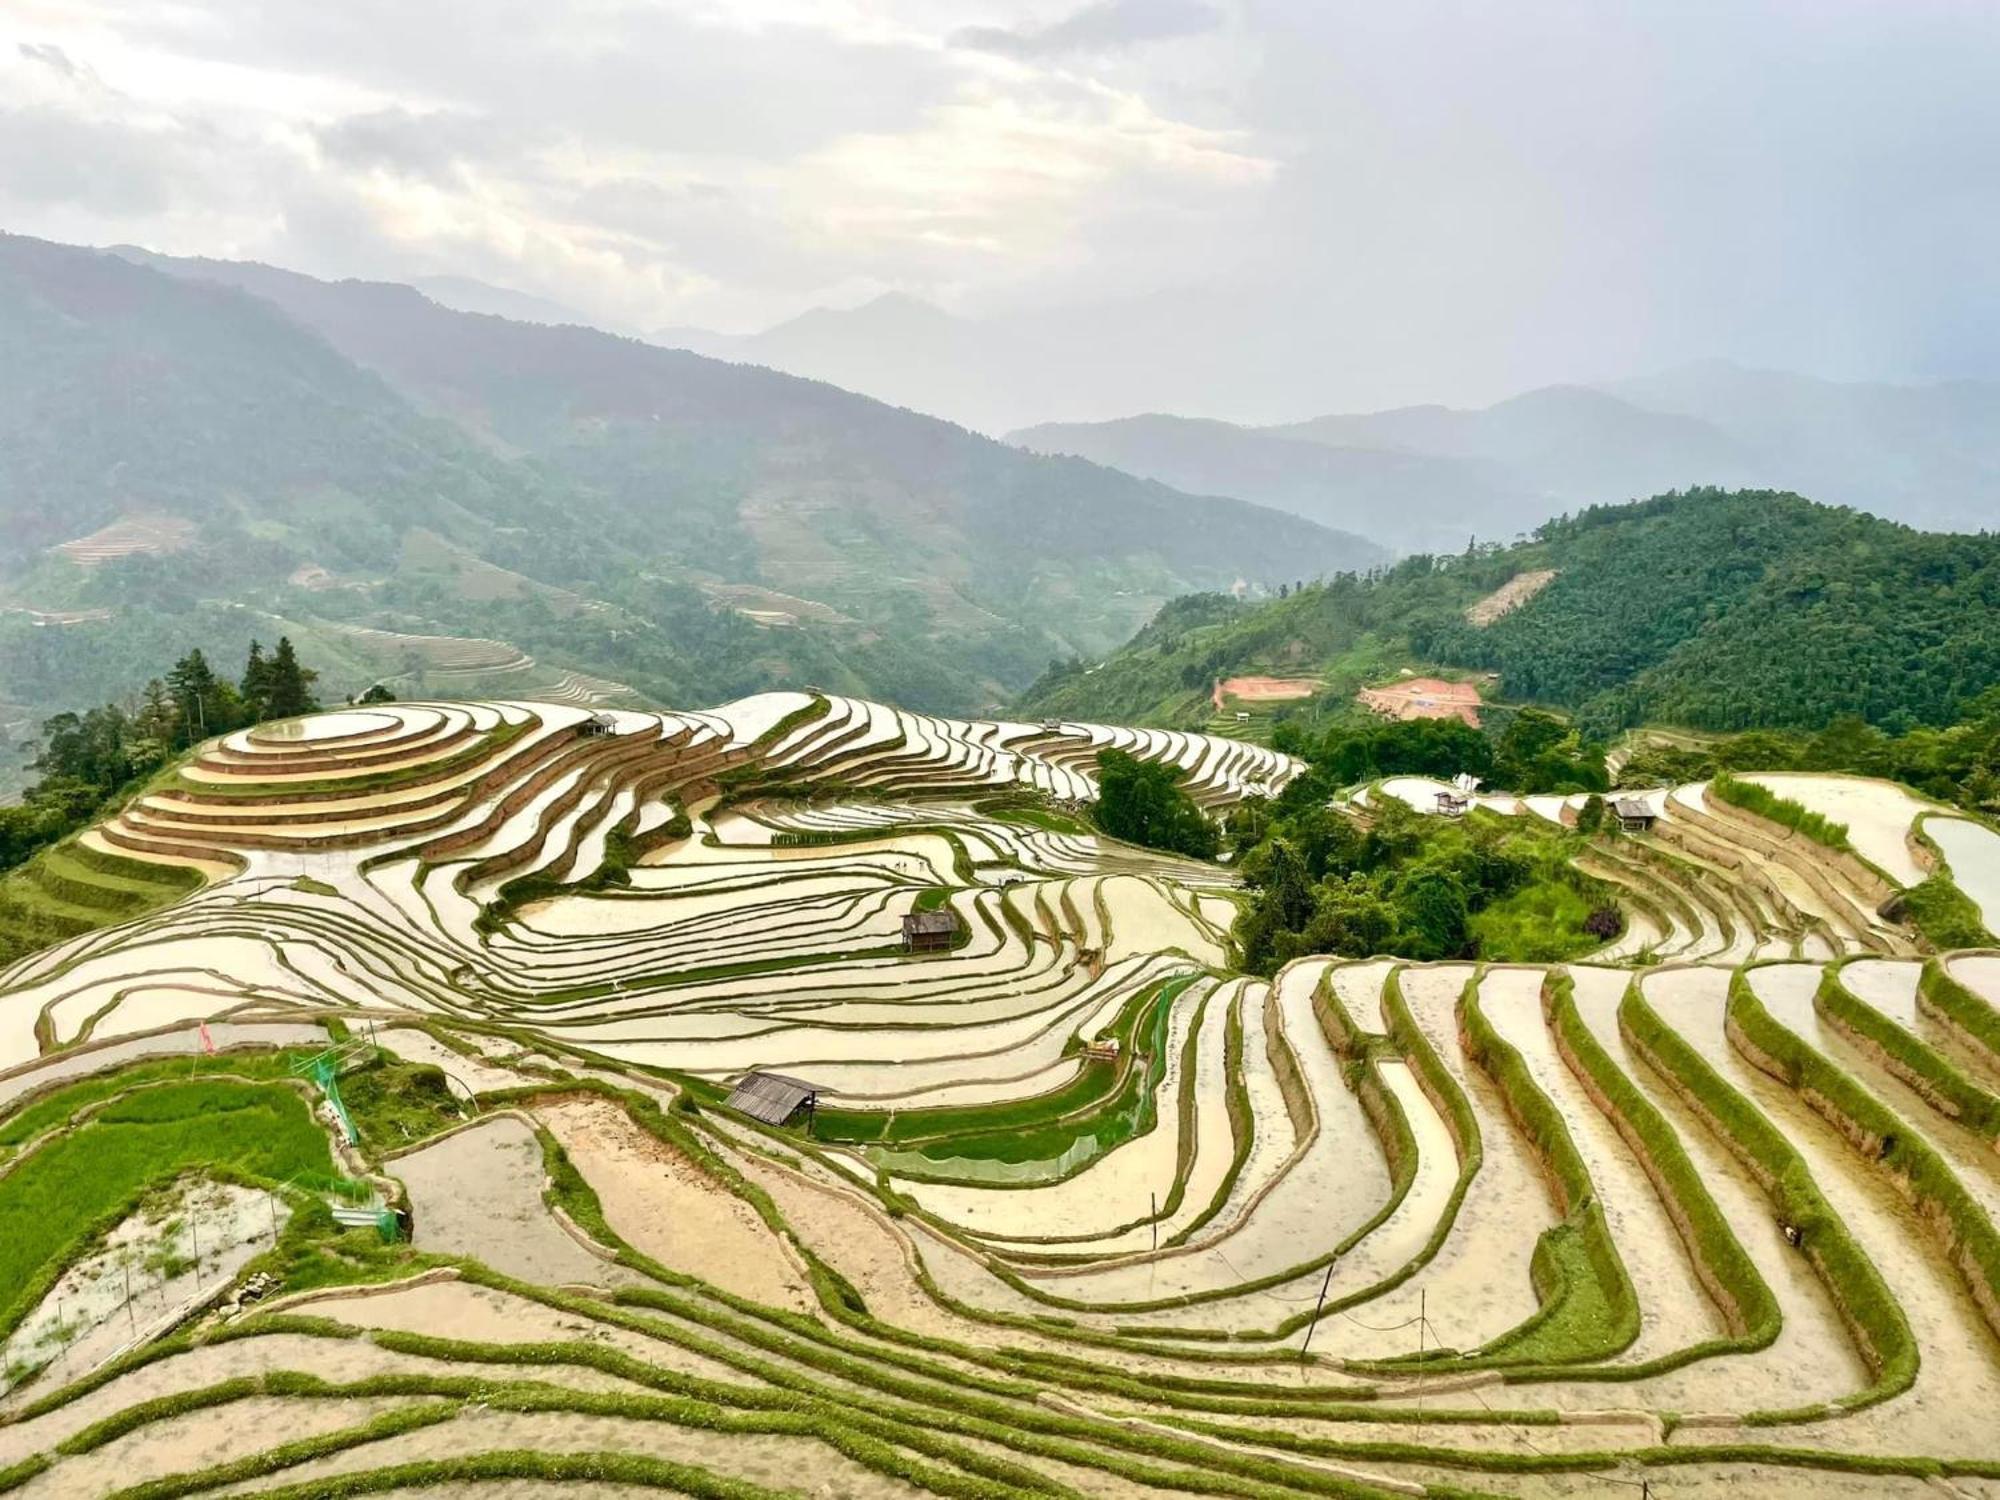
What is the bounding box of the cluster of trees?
[1230,791,1617,975]
[0,639,322,873]
[1090,750,1220,859]
[161,638,321,739]
[1417,491,2000,733]
[1267,709,1607,801]
[1617,695,2000,815]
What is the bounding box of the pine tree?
[134,679,178,742]
[264,637,320,719]
[240,640,275,720]
[166,649,223,740]
[129,679,179,766]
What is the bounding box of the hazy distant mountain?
[0,233,1383,726]
[1005,415,1544,553]
[651,289,1340,436]
[654,293,1007,428]
[1009,390,1757,553]
[1271,386,1760,499]
[1009,368,1997,549]
[408,274,604,330]
[1602,360,2000,533]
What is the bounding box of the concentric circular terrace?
[3,692,1999,1499]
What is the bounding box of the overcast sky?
[4,0,1997,418]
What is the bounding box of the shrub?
[1902,874,1993,950]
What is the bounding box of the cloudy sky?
[4,0,1996,420]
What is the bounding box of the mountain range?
[1011,371,1999,552]
[0,232,1382,752]
[646,288,1997,551]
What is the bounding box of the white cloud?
[1,0,1996,412]
[0,0,1273,333]
[951,0,1222,59]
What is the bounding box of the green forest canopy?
[1024,489,2000,737]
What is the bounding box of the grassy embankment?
[0,1075,347,1346]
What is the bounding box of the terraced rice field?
[53,513,196,566]
[1381,772,1944,965]
[321,623,638,705]
[3,693,1999,1498]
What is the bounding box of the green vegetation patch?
[334,1052,471,1149]
[1,1050,305,1156]
[1091,749,1218,859]
[1236,794,1618,973]
[0,841,205,973]
[1902,873,1994,950]
[0,1078,340,1341]
[1706,772,1852,851]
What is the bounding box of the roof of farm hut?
[903,910,958,936]
[724,1071,821,1125]
[1613,798,1657,820]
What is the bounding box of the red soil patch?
[1212,676,1321,711]
[1356,677,1483,727]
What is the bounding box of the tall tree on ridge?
[264,636,320,720]
[166,648,235,741]
[240,640,275,721]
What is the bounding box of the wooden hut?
[724,1072,822,1130]
[1613,797,1659,834]
[902,909,960,953]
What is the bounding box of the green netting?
[290,1045,367,1146]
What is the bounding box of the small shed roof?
[1612,797,1657,821]
[903,910,958,936]
[724,1071,821,1125]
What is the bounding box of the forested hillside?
[1023,489,2000,735]
[0,233,1383,748]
